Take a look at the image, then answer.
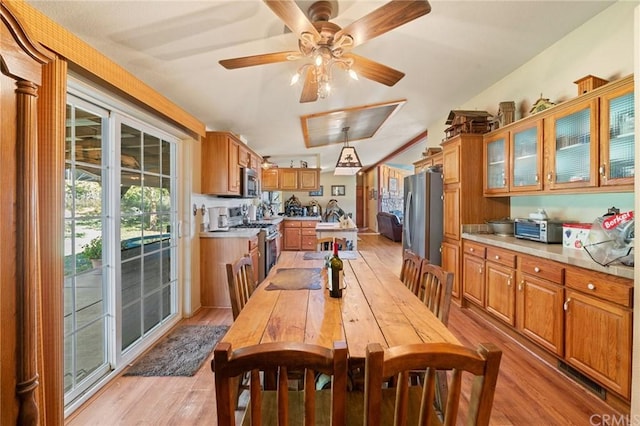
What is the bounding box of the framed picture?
[300,160,308,168]
[389,177,398,193]
[331,185,346,196]
[309,185,323,196]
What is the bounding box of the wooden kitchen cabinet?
[545,97,599,190]
[262,168,279,191]
[462,240,485,306]
[413,150,443,173]
[509,120,543,192]
[599,80,635,187]
[279,169,298,190]
[441,134,510,303]
[483,131,509,194]
[516,255,565,356]
[440,240,460,298]
[261,168,320,191]
[201,235,260,307]
[301,221,318,251]
[283,221,301,250]
[564,288,632,398]
[484,246,516,326]
[201,131,262,195]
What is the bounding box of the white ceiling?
[28,0,615,172]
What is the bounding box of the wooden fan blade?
[346,54,405,86]
[335,0,431,48]
[300,67,318,103]
[264,0,320,43]
[219,51,299,69]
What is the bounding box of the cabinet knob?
[469,247,474,252]
[534,174,539,183]
[518,280,524,291]
[507,276,512,286]
[534,267,540,273]
[495,255,500,260]
[599,165,606,177]
[502,178,506,186]
[563,298,571,311]
[587,282,596,291]
[547,172,553,183]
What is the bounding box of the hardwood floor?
[65,234,622,425]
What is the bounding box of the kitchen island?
[315,222,358,250]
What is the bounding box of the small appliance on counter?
[208,206,230,231]
[514,210,565,243]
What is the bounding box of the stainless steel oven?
[231,222,278,281]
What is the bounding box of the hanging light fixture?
[334,126,362,175]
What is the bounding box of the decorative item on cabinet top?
[529,94,555,114]
[444,110,493,140]
[490,101,516,130]
[574,74,609,95]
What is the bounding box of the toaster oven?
[514,218,564,243]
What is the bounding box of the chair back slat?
[364,342,502,426]
[226,255,256,320]
[400,249,423,295]
[418,260,454,326]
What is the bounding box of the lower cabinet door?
[564,289,632,398]
[462,254,485,306]
[485,262,515,326]
[516,274,564,356]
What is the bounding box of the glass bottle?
[329,241,343,298]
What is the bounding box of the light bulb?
[315,54,323,67]
[290,73,300,85]
[348,69,359,80]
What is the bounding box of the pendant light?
[334,126,362,175]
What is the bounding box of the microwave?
[241,167,259,198]
[514,218,564,243]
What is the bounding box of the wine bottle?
[329,241,343,298]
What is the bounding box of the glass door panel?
[484,134,508,194]
[549,99,598,189]
[604,90,634,184]
[511,124,542,191]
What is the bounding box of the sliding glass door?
[64,92,178,407]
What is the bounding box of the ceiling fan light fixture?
[348,69,358,80]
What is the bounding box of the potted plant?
[83,236,102,268]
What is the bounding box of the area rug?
[124,324,228,377]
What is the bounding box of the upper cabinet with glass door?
[483,131,509,195]
[510,120,543,192]
[545,98,599,190]
[599,81,634,187]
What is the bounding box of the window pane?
[143,133,161,174]
[121,124,142,171]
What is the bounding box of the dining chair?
[226,255,257,320]
[362,342,502,426]
[213,340,348,426]
[399,249,423,296]
[417,260,454,326]
[317,237,347,252]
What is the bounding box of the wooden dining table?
[219,250,460,363]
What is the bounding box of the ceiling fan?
[219,0,431,103]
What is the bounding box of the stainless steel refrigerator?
[403,171,444,264]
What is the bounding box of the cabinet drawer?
[284,220,301,228]
[301,228,316,236]
[301,221,319,228]
[565,267,633,307]
[463,241,485,258]
[519,256,563,284]
[301,236,316,250]
[486,246,516,268]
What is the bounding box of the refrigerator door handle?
[404,191,412,248]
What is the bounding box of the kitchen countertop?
[462,232,634,280]
[315,222,358,231]
[282,216,322,221]
[199,229,260,238]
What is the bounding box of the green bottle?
[329,241,343,298]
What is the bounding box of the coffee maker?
[208,206,230,231]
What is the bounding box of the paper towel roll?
[248,205,257,221]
